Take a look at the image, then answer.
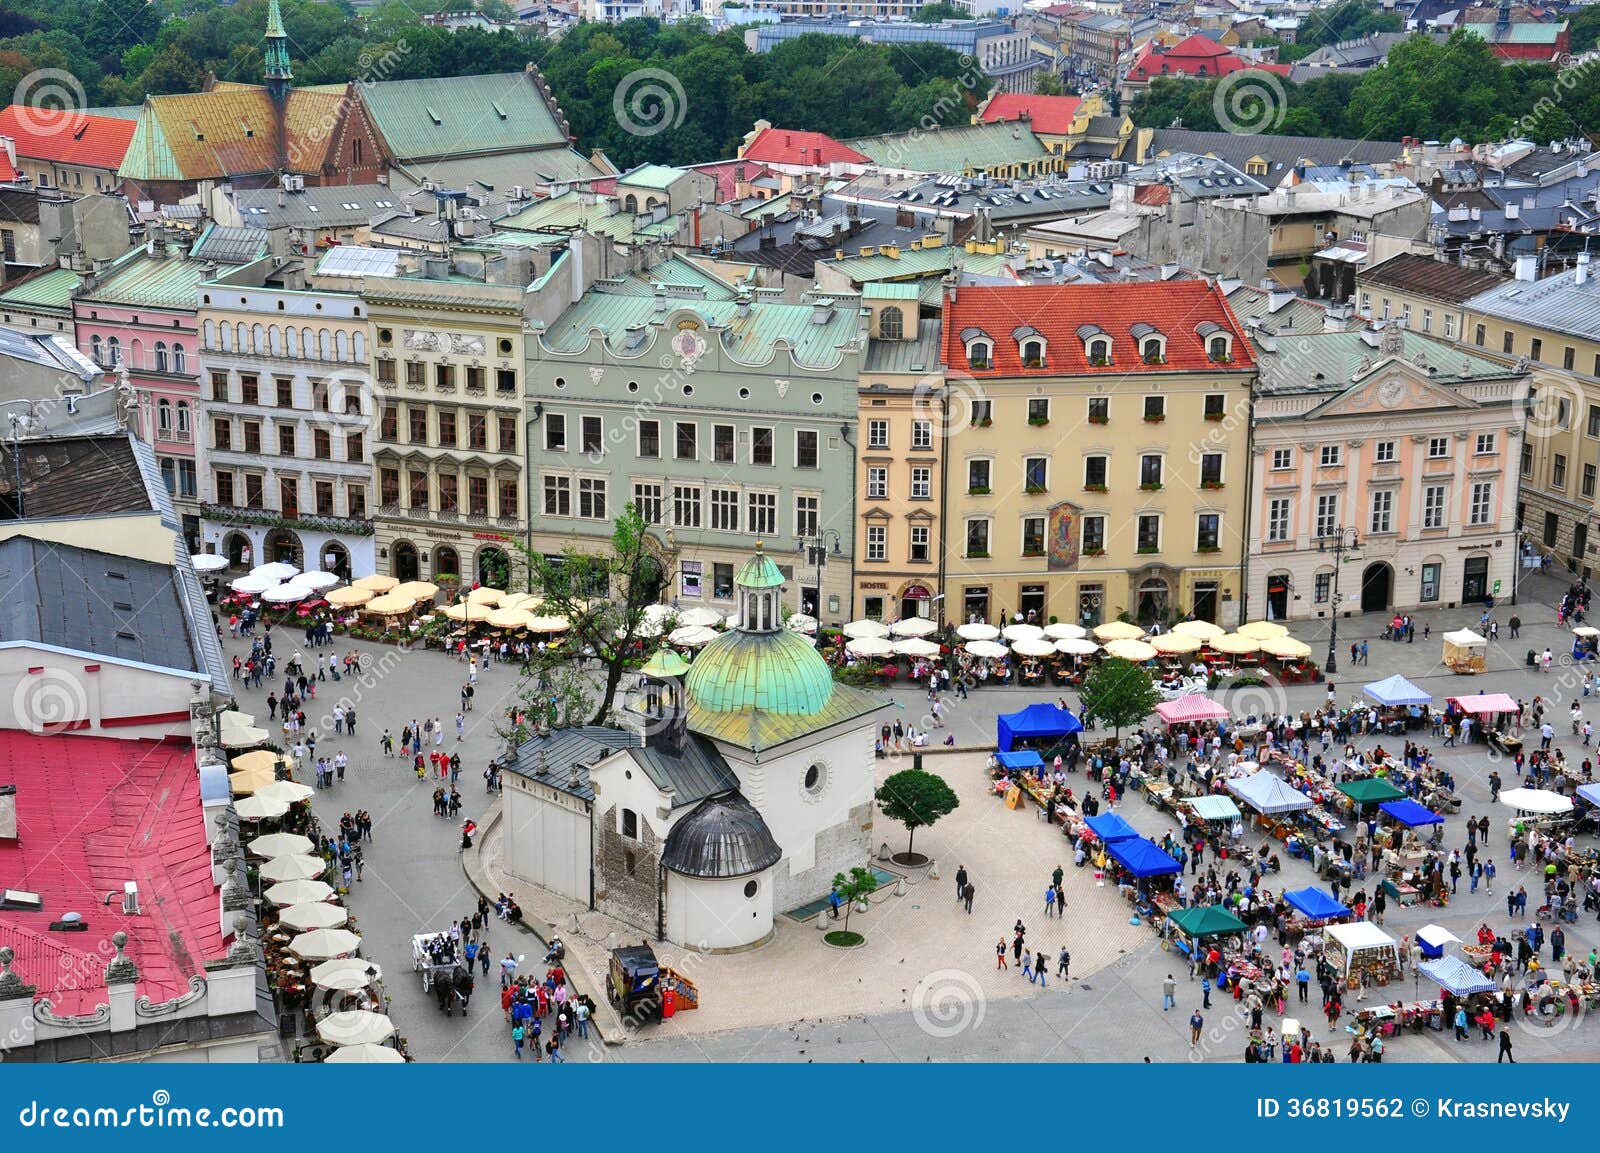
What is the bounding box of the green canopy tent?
[1166,904,1249,941]
[1337,778,1406,807]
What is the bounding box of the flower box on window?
[1197,545,1222,554]
[1143,414,1165,423]
[1083,547,1106,557]
[1136,545,1159,554]
[1087,413,1109,425]
[1140,482,1163,491]
[1028,417,1050,427]
[1025,484,1047,495]
[1083,483,1108,493]
[968,486,992,495]
[1201,480,1224,490]
[966,550,990,559]
[1021,549,1045,558]
[1204,412,1225,422]
[976,417,993,428]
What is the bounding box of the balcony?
[201,503,374,536]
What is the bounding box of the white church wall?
[665,868,775,951]
[502,774,589,904]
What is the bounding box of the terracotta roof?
[980,93,1084,136]
[1133,183,1172,206]
[685,157,775,202]
[740,126,868,168]
[1356,252,1509,303]
[0,106,136,171]
[1128,36,1289,80]
[0,734,221,1014]
[120,86,348,182]
[941,281,1255,376]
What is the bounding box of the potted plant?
[1028,416,1050,427]
[1143,413,1165,423]
[1025,484,1047,495]
[968,485,992,495]
[1083,547,1106,557]
[1201,480,1224,490]
[1204,410,1225,421]
[967,550,990,559]
[1140,481,1163,491]
[1022,548,1045,557]
[1090,355,1111,367]
[976,416,993,427]
[1197,545,1221,554]
[1136,545,1159,554]
[1083,483,1108,493]
[1087,411,1109,424]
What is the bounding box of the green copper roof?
[736,549,786,589]
[0,266,79,312]
[263,0,292,81]
[685,628,837,717]
[361,73,569,163]
[618,164,686,191]
[640,649,690,679]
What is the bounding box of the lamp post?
[1318,526,1360,674]
[798,530,842,638]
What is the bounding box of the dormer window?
[1196,321,1233,363]
[1013,325,1046,368]
[961,326,993,370]
[1131,323,1166,364]
[1076,324,1111,365]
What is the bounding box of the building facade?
[1248,323,1528,621]
[197,256,375,576]
[854,285,945,622]
[942,280,1256,629]
[1356,252,1509,344]
[527,280,863,627]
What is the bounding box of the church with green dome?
[498,544,889,951]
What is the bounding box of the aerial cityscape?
[5,0,1600,1074]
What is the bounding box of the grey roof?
[0,327,101,382]
[1463,264,1600,342]
[191,226,272,264]
[232,184,408,230]
[661,792,782,878]
[1145,129,1405,181]
[633,734,740,810]
[504,725,641,802]
[389,148,605,193]
[0,537,210,676]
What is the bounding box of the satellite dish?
[61,911,82,922]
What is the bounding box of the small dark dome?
[661,792,781,879]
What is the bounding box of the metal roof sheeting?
[361,73,569,163]
[661,792,782,878]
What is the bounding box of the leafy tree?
[511,502,671,726]
[831,866,876,933]
[480,0,515,21]
[85,0,160,61]
[1079,657,1159,742]
[875,767,960,859]
[1033,72,1066,96]
[914,2,964,21]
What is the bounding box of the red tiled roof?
[0,149,16,183]
[980,94,1084,136]
[1127,36,1287,80]
[0,734,220,1014]
[740,126,868,168]
[0,106,136,171]
[1133,183,1171,206]
[941,281,1255,376]
[687,158,776,202]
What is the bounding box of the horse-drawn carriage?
[412,932,476,1017]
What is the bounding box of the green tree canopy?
[1079,658,1160,741]
[875,767,960,859]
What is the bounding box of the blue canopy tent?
[1105,837,1181,877]
[1380,799,1443,827]
[1362,674,1431,706]
[1577,783,1600,808]
[994,750,1044,772]
[1283,887,1350,921]
[1417,956,1496,996]
[997,703,1083,752]
[1085,813,1139,843]
[1416,924,1461,959]
[1227,772,1313,815]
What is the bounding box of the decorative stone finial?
[104,931,139,986]
[226,915,258,964]
[221,859,250,912]
[0,945,33,1000]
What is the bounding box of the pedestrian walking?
[1162,973,1177,1011]
[1190,1010,1204,1046]
[963,881,975,913]
[955,864,967,902]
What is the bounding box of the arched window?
[318,329,331,359]
[286,327,300,357]
[90,334,102,363]
[352,138,364,166]
[353,331,366,361]
[1208,335,1232,362]
[153,341,168,373]
[202,320,215,348]
[335,330,349,361]
[251,324,265,354]
[1021,339,1044,368]
[301,327,314,358]
[172,344,186,373]
[1141,338,1164,364]
[156,398,172,433]
[234,322,247,351]
[130,338,143,367]
[622,194,638,213]
[967,340,991,369]
[107,336,121,364]
[879,306,903,341]
[1086,338,1110,365]
[268,326,282,357]
[176,400,190,436]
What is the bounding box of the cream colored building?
[942,280,1255,628]
[855,285,945,622]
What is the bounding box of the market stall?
[1084,813,1139,843]
[1416,924,1461,960]
[1164,905,1249,959]
[1154,694,1230,726]
[1379,799,1444,829]
[1282,886,1350,926]
[1323,921,1400,985]
[1416,955,1496,996]
[997,702,1082,752]
[1441,629,1487,674]
[1337,777,1406,816]
[1104,837,1182,917]
[1362,674,1431,732]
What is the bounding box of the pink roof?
[1155,695,1231,724]
[1127,36,1289,81]
[1447,693,1518,714]
[0,734,221,1014]
[740,127,868,168]
[687,158,776,202]
[980,93,1084,136]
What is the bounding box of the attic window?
[1013,325,1045,368]
[1132,323,1166,364]
[426,106,442,126]
[241,121,254,139]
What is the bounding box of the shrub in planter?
[1087,413,1109,425]
[968,486,991,495]
[1140,482,1163,491]
[1027,417,1050,427]
[1143,414,1165,423]
[1084,483,1108,493]
[1201,481,1224,490]
[1025,484,1047,495]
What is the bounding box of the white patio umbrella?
[311,957,382,992]
[1151,633,1202,655]
[1011,637,1058,658]
[265,879,336,907]
[956,623,999,641]
[1498,788,1573,815]
[231,573,278,595]
[289,927,363,962]
[221,725,271,749]
[1210,633,1262,655]
[964,640,1009,659]
[234,794,288,821]
[252,562,300,581]
[1104,638,1158,662]
[893,637,942,657]
[1092,621,1145,641]
[1002,623,1044,642]
[785,613,818,634]
[843,620,890,639]
[1237,620,1289,641]
[1172,620,1226,641]
[259,855,326,883]
[1057,638,1101,656]
[324,1043,403,1064]
[846,636,895,657]
[668,624,720,647]
[679,606,724,628]
[279,902,349,931]
[190,553,228,573]
[293,570,341,592]
[1043,622,1087,640]
[315,1009,393,1047]
[890,617,938,637]
[260,584,309,604]
[247,831,314,858]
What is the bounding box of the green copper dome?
[685,627,836,716]
[736,546,786,590]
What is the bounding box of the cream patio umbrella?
[842,619,890,639]
[486,607,533,630]
[1150,633,1203,655]
[230,748,284,775]
[1001,623,1044,642]
[668,624,720,648]
[311,957,382,992]
[1172,620,1226,641]
[259,855,327,883]
[1210,633,1263,655]
[964,640,1009,659]
[1092,621,1146,642]
[846,636,895,658]
[1237,620,1289,641]
[443,601,494,625]
[498,592,541,611]
[365,593,415,616]
[893,637,943,658]
[1011,637,1058,658]
[247,831,314,858]
[1260,636,1312,659]
[265,879,336,907]
[279,902,350,931]
[527,614,570,633]
[352,574,398,593]
[234,794,288,821]
[956,622,1000,641]
[1057,638,1101,656]
[289,927,363,962]
[227,768,276,796]
[324,1043,403,1064]
[314,1009,394,1047]
[1104,638,1158,662]
[1043,622,1087,640]
[392,580,439,602]
[890,617,939,637]
[221,725,271,749]
[325,587,373,609]
[256,780,315,806]
[678,606,724,628]
[466,586,504,605]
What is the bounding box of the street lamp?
[1317,526,1361,674]
[798,530,843,632]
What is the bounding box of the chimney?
[1578,252,1591,286]
[1514,253,1537,282]
[1505,201,1519,220]
[121,880,139,915]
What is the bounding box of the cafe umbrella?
[289,927,363,961]
[315,1009,394,1047]
[234,794,288,821]
[311,958,382,992]
[324,1043,404,1064]
[247,831,315,858]
[259,855,327,883]
[265,879,336,907]
[956,623,1000,641]
[279,902,350,931]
